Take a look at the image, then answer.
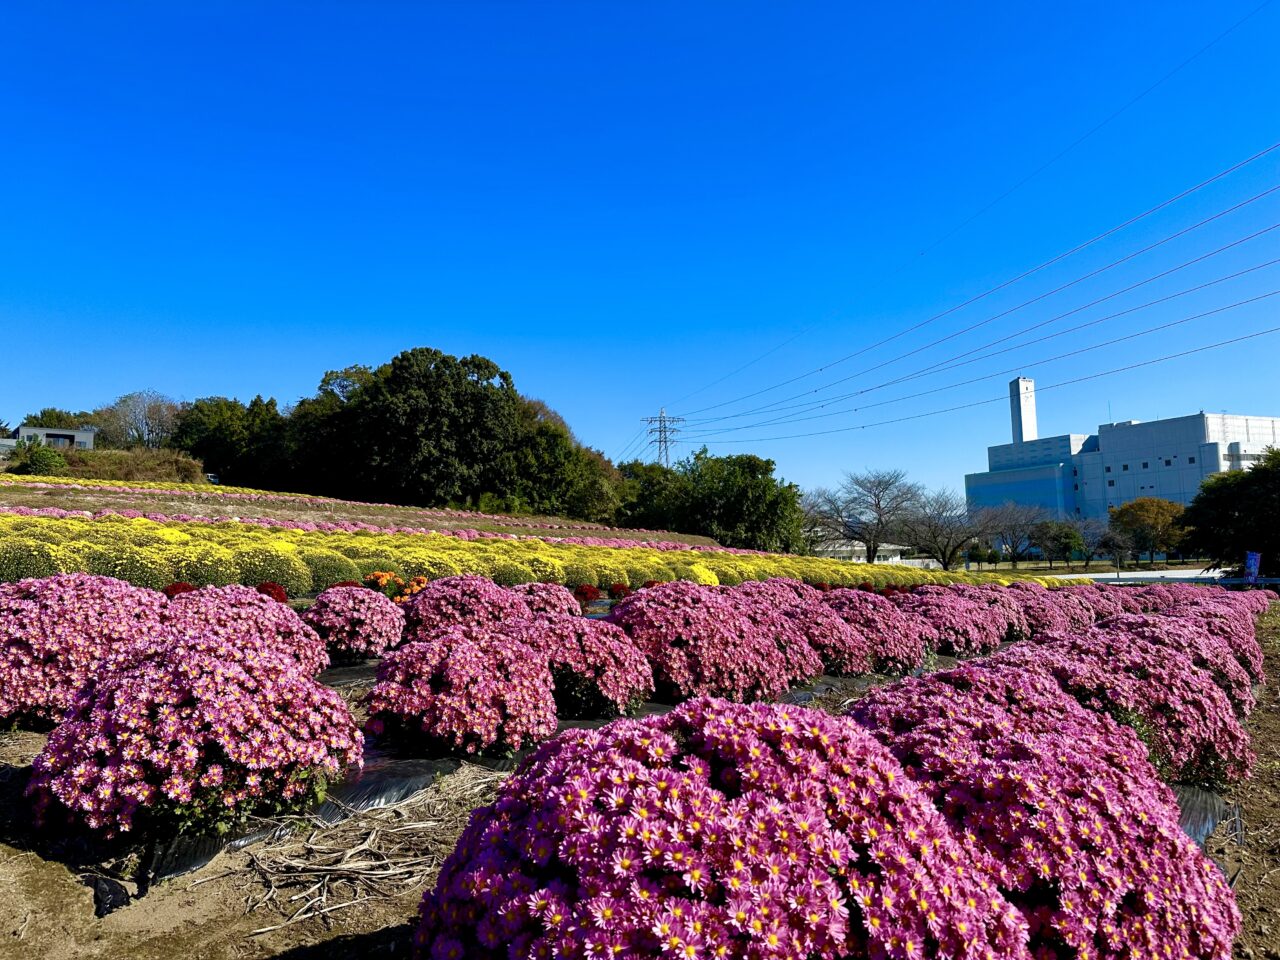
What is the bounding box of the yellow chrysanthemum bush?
[87,543,173,591]
[0,538,78,581]
[299,548,363,591]
[168,543,240,587]
[229,544,313,597]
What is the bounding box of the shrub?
[506,581,580,618]
[822,588,935,674]
[255,581,289,603]
[490,560,537,586]
[400,575,532,641]
[28,647,363,835]
[0,538,78,582]
[608,581,796,702]
[681,562,720,585]
[230,544,313,597]
[508,615,654,718]
[84,542,173,591]
[162,581,197,598]
[561,560,597,589]
[416,697,1031,960]
[364,570,407,600]
[164,584,329,675]
[6,439,68,476]
[303,586,406,659]
[299,548,362,592]
[365,627,556,755]
[399,551,465,581]
[573,583,602,608]
[984,630,1253,788]
[850,666,1241,959]
[169,543,239,587]
[783,601,874,676]
[0,574,167,725]
[891,585,1017,657]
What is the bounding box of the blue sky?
[1,2,1277,492]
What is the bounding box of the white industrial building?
[965,378,1280,520]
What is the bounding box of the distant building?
[965,378,1280,519]
[0,425,97,452]
[810,540,907,563]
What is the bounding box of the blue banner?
[1244,551,1262,583]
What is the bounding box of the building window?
[1142,461,1149,469]
[1122,464,1129,471]
[1164,459,1172,466]
[1073,483,1079,491]
[1188,456,1195,464]
[1108,480,1115,487]
[1105,466,1111,473]
[1072,468,1078,477]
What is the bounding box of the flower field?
[0,506,1067,597]
[0,564,1273,958]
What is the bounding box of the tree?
[511,398,621,523]
[350,348,522,507]
[1072,517,1111,571]
[171,397,252,479]
[96,390,181,448]
[1030,519,1084,570]
[1110,497,1184,565]
[899,488,988,571]
[976,502,1048,568]
[1182,447,1280,578]
[22,407,94,429]
[675,449,806,552]
[807,469,922,564]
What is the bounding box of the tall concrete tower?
[1009,377,1037,443]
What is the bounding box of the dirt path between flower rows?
[1211,606,1280,960]
[2,606,1277,960]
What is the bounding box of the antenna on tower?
[641,408,684,468]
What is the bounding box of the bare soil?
[1212,606,1280,960]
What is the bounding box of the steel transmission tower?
[642,408,684,468]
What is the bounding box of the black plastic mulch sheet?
[1172,783,1242,850]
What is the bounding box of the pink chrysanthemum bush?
[984,629,1253,788]
[401,575,532,641]
[1163,597,1267,685]
[781,601,874,676]
[415,698,1032,960]
[302,585,406,660]
[1096,612,1258,718]
[0,574,167,726]
[891,585,1016,657]
[163,584,329,675]
[1058,583,1128,621]
[607,582,796,703]
[722,591,824,688]
[507,581,582,618]
[27,645,363,835]
[729,577,823,607]
[365,626,557,755]
[849,666,1241,959]
[1004,582,1096,637]
[820,588,935,674]
[508,615,654,718]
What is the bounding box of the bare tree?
[807,469,922,564]
[976,501,1049,568]
[1072,516,1110,571]
[900,488,988,571]
[99,390,181,448]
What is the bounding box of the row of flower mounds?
[2,568,1269,936]
[143,575,1280,894]
[412,587,1275,960]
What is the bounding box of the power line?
[661,3,1275,412]
[683,221,1280,426]
[687,322,1280,444]
[670,139,1280,419]
[613,426,649,463]
[679,289,1280,438]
